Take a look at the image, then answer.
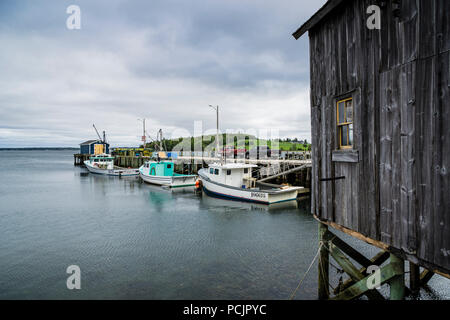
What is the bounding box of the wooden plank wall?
[308,0,449,272]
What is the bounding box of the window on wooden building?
[337,98,353,149]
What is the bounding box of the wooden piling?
[318,222,329,300]
[389,253,405,300]
[409,262,420,293]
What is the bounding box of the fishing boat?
[84,154,139,176]
[139,160,197,188]
[197,163,302,204]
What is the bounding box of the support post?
[318,222,329,300]
[419,269,434,286]
[409,262,420,294]
[389,253,405,300]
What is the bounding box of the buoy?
[195,180,202,189]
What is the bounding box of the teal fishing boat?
[139,160,197,188]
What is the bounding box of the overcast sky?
[0,0,326,147]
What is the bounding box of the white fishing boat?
[198,163,302,204]
[139,160,197,188]
[84,154,139,176]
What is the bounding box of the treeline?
[141,134,311,152]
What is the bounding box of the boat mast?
[209,105,221,164]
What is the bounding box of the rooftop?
[292,0,346,39]
[80,139,105,145]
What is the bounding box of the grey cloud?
[0,0,325,147]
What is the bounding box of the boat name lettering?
[251,192,265,199]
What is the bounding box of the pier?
[74,151,313,193]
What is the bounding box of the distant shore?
[0,147,78,151]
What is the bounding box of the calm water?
[0,150,448,300]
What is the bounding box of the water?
[0,150,448,300]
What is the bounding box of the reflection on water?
[201,192,299,212]
[0,150,448,300]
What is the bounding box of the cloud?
[0,0,325,147]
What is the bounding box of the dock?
[74,151,313,193]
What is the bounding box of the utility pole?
[143,118,146,148]
[138,118,146,148]
[209,105,220,161]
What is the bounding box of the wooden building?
[293,0,449,297]
[79,139,110,155]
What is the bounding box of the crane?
[93,124,102,142]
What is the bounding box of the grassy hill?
[143,134,311,151]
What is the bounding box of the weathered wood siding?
[308,0,449,273]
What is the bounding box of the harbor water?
[0,150,448,299]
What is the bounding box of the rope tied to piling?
[289,242,323,300]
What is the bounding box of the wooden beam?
[329,243,385,300]
[314,216,389,250]
[332,262,404,300]
[333,250,390,294]
[314,215,450,279]
[389,254,405,300]
[323,230,373,267]
[420,269,435,286]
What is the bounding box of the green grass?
[141,135,311,152]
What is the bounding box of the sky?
[0,0,326,147]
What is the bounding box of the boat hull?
[139,170,197,188]
[84,161,139,176]
[198,170,300,205]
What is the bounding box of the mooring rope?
[289,242,323,300]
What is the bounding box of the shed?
[293,0,449,276]
[79,140,110,155]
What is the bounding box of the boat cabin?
[143,161,175,176]
[88,154,114,169]
[207,163,257,189]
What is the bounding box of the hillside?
[143,134,311,151]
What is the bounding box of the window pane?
[338,102,345,124]
[215,169,219,175]
[346,100,353,122]
[341,125,348,146]
[348,123,353,146]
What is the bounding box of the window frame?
[336,97,353,150]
